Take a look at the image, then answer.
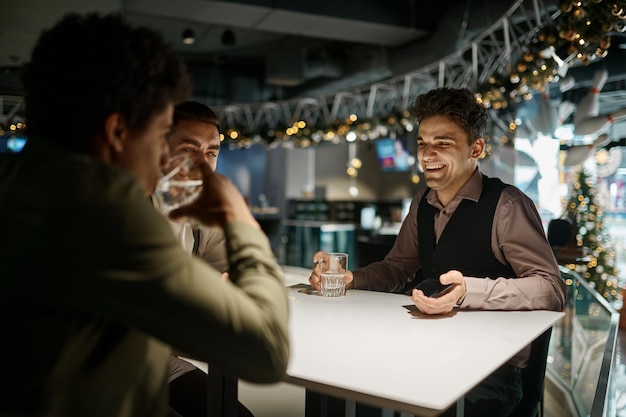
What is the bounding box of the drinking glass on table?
[154,154,203,213]
[319,252,348,297]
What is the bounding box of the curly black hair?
[409,87,487,144]
[22,13,192,153]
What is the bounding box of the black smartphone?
[413,279,454,298]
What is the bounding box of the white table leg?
[345,399,356,417]
[456,396,465,417]
[382,408,394,417]
[319,394,328,417]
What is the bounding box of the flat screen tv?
[374,137,411,172]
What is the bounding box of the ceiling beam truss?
[0,96,24,125]
[206,0,554,135]
[0,0,557,140]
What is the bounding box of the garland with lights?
[221,110,412,150]
[219,1,626,151]
[477,0,626,109]
[3,1,626,153]
[562,167,622,305]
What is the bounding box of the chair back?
[508,328,553,417]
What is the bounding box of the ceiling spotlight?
[182,28,195,45]
[221,29,235,46]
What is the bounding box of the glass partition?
[548,266,620,417]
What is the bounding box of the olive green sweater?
[0,141,289,417]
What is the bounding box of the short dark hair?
[173,101,220,132]
[409,87,487,144]
[22,13,192,152]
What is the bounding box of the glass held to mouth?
[154,155,203,212]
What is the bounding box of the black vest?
[416,175,516,284]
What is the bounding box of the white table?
[280,266,565,417]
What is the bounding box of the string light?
[477,1,626,109]
[5,3,626,156]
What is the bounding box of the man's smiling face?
[416,115,484,205]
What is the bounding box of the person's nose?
[191,152,208,165]
[419,145,435,161]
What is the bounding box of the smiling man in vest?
[309,87,566,417]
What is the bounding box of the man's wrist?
[455,284,467,307]
[347,272,355,289]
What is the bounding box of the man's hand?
[411,270,466,315]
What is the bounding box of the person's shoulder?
[497,182,535,206]
[62,156,155,224]
[482,174,511,188]
[481,174,533,202]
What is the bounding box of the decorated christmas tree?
[563,168,622,305]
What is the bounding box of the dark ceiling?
[1,0,626,124]
[0,0,513,103]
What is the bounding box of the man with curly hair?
[309,87,566,417]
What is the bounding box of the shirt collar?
[425,168,483,208]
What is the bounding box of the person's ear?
[471,138,485,159]
[103,113,128,154]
